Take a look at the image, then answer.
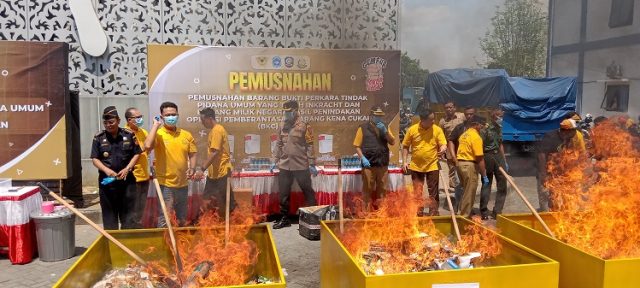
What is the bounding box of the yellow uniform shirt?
[573,130,586,151]
[402,124,447,172]
[207,124,232,179]
[457,127,483,161]
[154,126,197,188]
[125,124,150,182]
[352,125,394,147]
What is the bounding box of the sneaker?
[273,216,291,229]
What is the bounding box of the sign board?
[0,41,69,180]
[148,45,400,167]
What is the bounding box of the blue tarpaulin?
[503,77,577,123]
[424,68,577,141]
[424,68,510,108]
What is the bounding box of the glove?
[375,122,387,134]
[270,163,277,173]
[101,176,116,186]
[504,162,509,172]
[361,156,371,168]
[482,175,490,186]
[309,165,318,176]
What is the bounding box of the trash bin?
[30,208,75,262]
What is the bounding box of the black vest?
[360,122,390,167]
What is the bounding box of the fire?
[545,121,640,259]
[338,186,502,274]
[143,203,267,286]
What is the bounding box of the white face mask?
[495,117,503,126]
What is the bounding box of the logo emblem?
[272,56,282,68]
[362,57,388,92]
[297,58,308,69]
[103,152,109,157]
[284,56,294,68]
[256,56,267,66]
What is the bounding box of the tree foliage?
[401,52,429,88]
[480,0,547,77]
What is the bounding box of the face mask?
[371,116,383,124]
[495,117,503,126]
[164,115,178,126]
[134,117,144,127]
[284,111,295,121]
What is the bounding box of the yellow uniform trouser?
[457,161,479,216]
[361,166,388,208]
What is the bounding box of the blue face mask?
[164,115,178,126]
[371,116,383,124]
[134,117,144,127]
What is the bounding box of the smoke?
[400,0,506,71]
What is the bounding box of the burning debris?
[339,187,502,275]
[92,204,278,287]
[91,264,170,288]
[546,121,640,259]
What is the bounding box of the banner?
[0,41,69,180]
[148,45,400,167]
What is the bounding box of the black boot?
[273,216,291,229]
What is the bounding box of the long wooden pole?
[498,167,555,238]
[438,168,461,241]
[152,178,184,272]
[45,188,147,265]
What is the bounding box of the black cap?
[470,115,486,124]
[283,100,299,111]
[102,106,119,120]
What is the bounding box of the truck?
[423,68,578,153]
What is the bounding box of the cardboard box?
[298,205,338,240]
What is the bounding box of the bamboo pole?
[438,168,461,242]
[498,167,555,238]
[152,178,184,272]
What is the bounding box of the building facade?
[549,0,640,117]
[0,0,399,184]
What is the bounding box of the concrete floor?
[0,155,541,288]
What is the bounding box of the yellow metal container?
[497,213,640,288]
[54,224,285,288]
[321,216,559,288]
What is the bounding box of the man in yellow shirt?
[197,108,236,217]
[353,106,395,210]
[456,115,489,217]
[402,109,447,216]
[144,102,197,227]
[124,107,150,228]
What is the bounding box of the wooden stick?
[438,168,461,242]
[152,178,184,272]
[225,177,231,246]
[338,160,344,233]
[45,189,147,265]
[498,167,555,238]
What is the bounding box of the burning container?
[53,224,285,288]
[497,213,640,288]
[320,216,559,288]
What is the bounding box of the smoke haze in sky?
[401,0,505,72]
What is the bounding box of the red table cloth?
[0,186,42,264]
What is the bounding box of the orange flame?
[338,186,502,274]
[546,121,640,259]
[145,203,266,286]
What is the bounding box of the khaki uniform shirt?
[438,112,465,139]
[273,118,315,171]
